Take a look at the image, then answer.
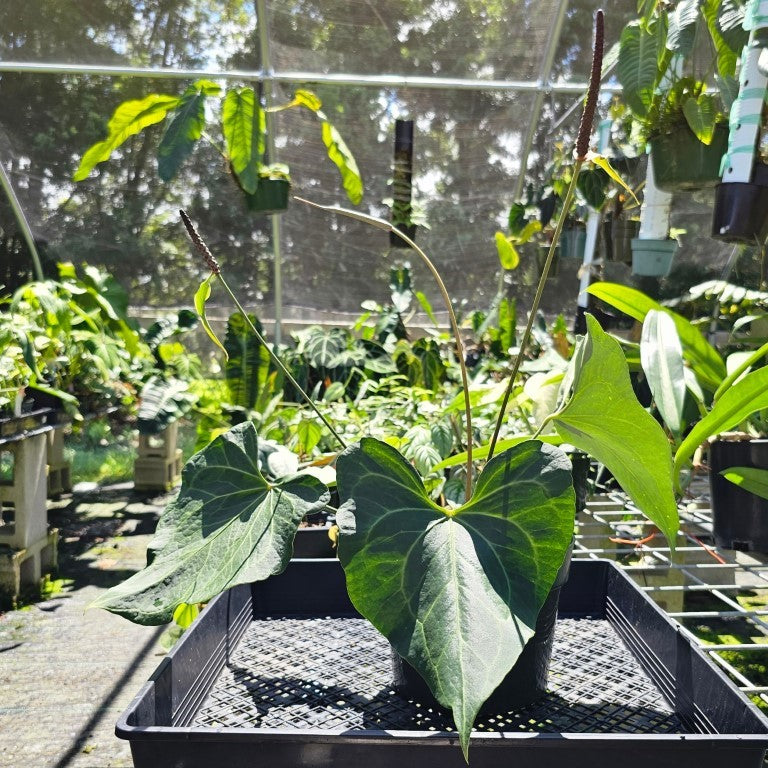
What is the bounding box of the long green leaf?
[73,94,180,181]
[321,121,363,205]
[431,433,565,472]
[587,282,725,391]
[713,341,768,402]
[674,366,768,484]
[721,466,768,500]
[224,312,270,410]
[640,310,685,435]
[337,437,574,759]
[551,314,679,543]
[666,0,699,56]
[91,422,329,624]
[194,275,227,358]
[157,81,220,181]
[617,21,661,117]
[223,87,265,195]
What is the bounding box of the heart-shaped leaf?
[91,422,329,624]
[336,437,574,759]
[550,315,679,544]
[682,94,718,145]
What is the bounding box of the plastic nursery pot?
[709,438,768,553]
[649,122,729,193]
[536,244,560,278]
[391,540,574,713]
[712,164,768,245]
[630,238,677,277]
[244,178,290,214]
[292,509,337,558]
[560,227,586,261]
[609,218,640,265]
[390,222,417,247]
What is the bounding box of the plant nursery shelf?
[118,560,768,768]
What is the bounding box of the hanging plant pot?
[649,123,729,192]
[391,540,573,712]
[711,164,768,245]
[709,438,768,552]
[630,238,677,277]
[609,218,640,264]
[244,177,291,214]
[560,226,586,260]
[536,244,560,278]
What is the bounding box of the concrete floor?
[0,484,174,768]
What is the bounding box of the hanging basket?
[712,163,768,244]
[244,178,291,214]
[609,218,640,264]
[649,123,729,193]
[630,238,677,277]
[560,226,586,260]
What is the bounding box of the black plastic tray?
[117,560,768,768]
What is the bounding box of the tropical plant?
[73,84,363,207]
[616,0,746,144]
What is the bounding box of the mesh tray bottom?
[194,617,685,734]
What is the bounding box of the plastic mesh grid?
[194,616,685,734]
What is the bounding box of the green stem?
[217,273,348,450]
[294,197,474,501]
[487,158,585,461]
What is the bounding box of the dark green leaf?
[551,315,679,544]
[224,312,270,410]
[667,0,699,56]
[157,81,220,182]
[91,422,329,624]
[617,21,661,117]
[337,437,574,758]
[682,94,718,144]
[223,87,265,195]
[508,202,527,236]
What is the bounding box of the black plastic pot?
[244,178,290,214]
[391,541,573,713]
[292,519,336,558]
[712,163,768,245]
[608,218,640,264]
[560,227,586,261]
[117,558,768,768]
[631,238,677,277]
[536,244,560,278]
[709,438,768,552]
[0,408,52,438]
[650,123,728,192]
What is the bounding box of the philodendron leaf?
[682,93,718,145]
[550,315,679,544]
[91,422,329,624]
[321,121,363,205]
[640,310,685,435]
[223,87,265,194]
[587,282,725,392]
[73,93,180,181]
[157,80,220,181]
[674,365,768,486]
[721,467,768,500]
[337,437,574,759]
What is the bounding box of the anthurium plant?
[92,12,679,760]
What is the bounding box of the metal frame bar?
[0,61,622,95]
[576,480,768,705]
